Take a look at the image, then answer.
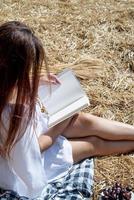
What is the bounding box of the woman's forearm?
[38,117,74,152]
[38,127,60,152]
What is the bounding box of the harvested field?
[0,0,134,199]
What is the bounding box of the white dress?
[0,104,73,199]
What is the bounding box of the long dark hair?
[0,21,47,158]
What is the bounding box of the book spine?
[48,102,89,128]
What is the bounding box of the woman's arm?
[38,127,59,152]
[38,117,74,152]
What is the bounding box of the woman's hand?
[39,73,60,85]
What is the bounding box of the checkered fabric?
[0,189,28,200]
[0,158,94,200]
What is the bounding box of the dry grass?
[0,0,134,199]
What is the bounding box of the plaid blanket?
[0,158,94,200]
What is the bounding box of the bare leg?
[69,136,134,163]
[63,113,134,141]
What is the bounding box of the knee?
[87,136,104,156]
[89,136,103,146]
[73,112,93,128]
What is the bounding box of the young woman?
[0,21,134,199]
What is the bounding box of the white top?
[0,103,73,199]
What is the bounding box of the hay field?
[0,0,134,199]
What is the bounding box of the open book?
[38,69,90,128]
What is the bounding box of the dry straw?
[0,0,134,199]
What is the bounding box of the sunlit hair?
[0,21,48,158]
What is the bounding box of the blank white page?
[39,69,86,115]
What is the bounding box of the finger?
[49,74,61,84]
[40,75,58,85]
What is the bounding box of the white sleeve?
[9,116,47,197]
